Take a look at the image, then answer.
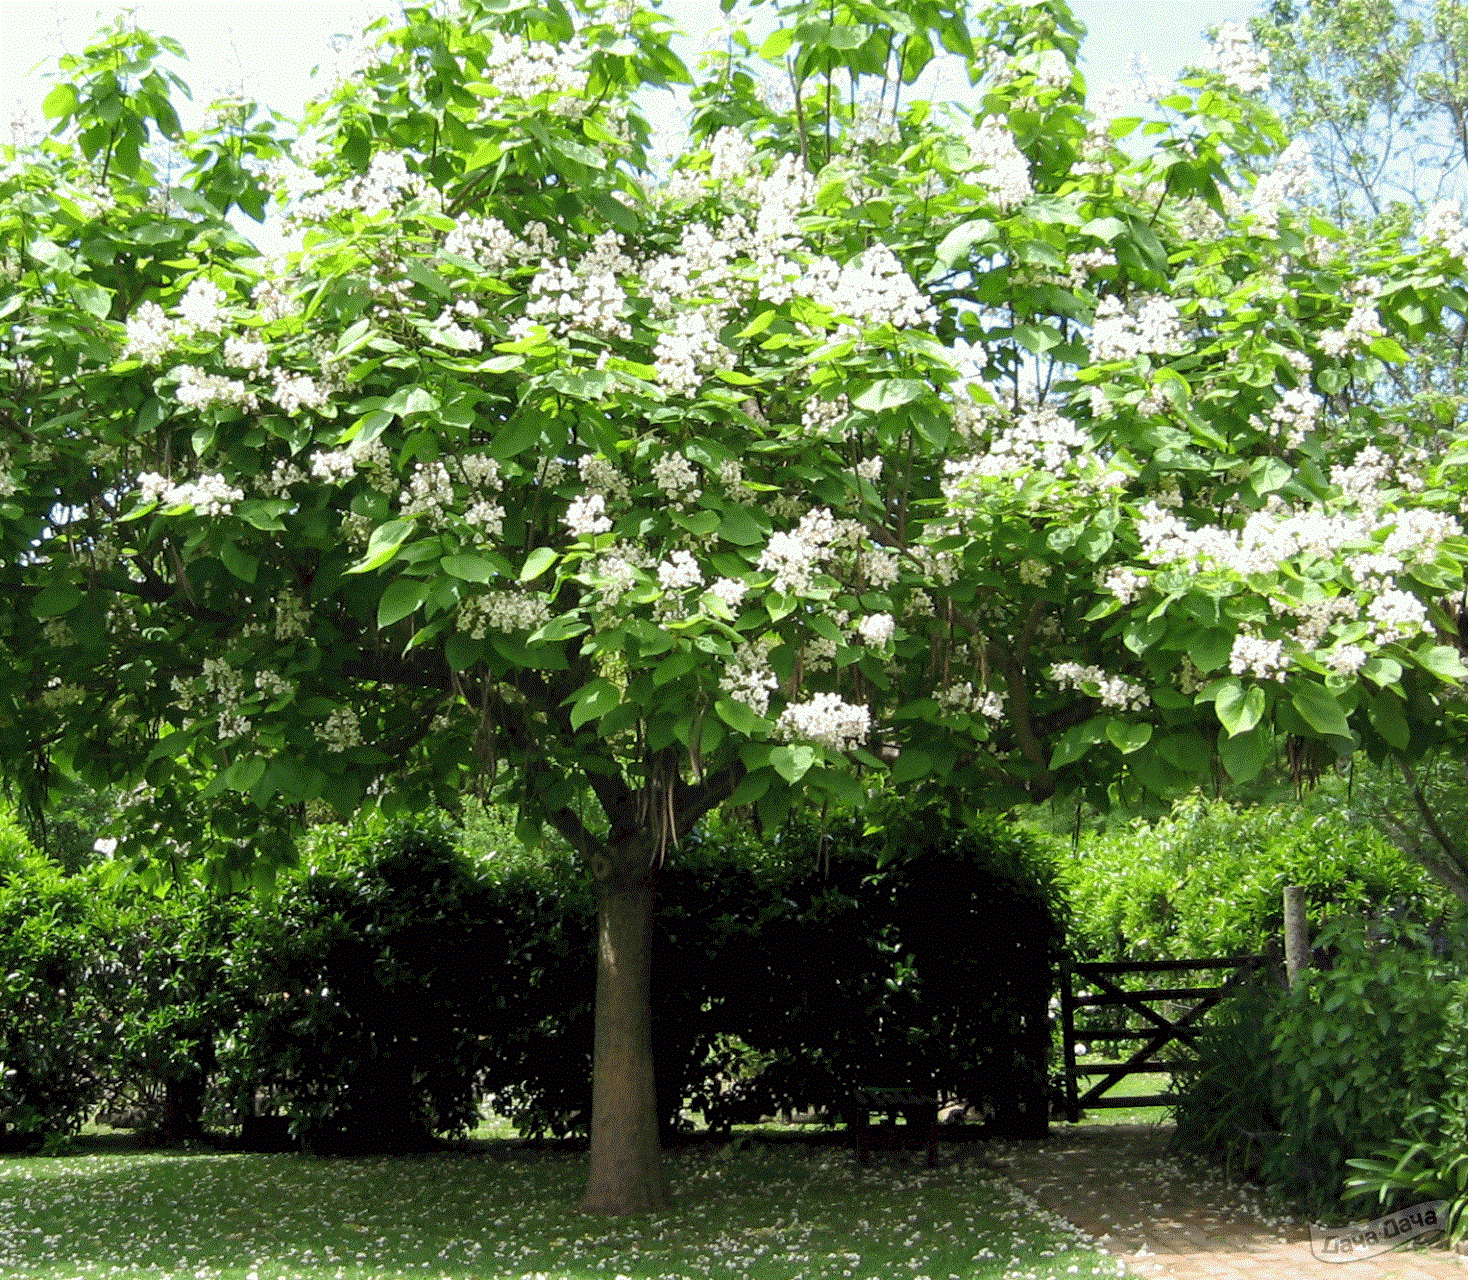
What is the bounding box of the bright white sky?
[0,0,1262,249]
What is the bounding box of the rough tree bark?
[579,851,670,1214]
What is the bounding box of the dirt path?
[986,1123,1466,1280]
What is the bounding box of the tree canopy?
[6,0,1468,1209]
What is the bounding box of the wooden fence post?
[1283,885,1309,990]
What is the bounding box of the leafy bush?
[1171,915,1468,1220]
[1344,976,1468,1246]
[217,820,496,1151]
[0,856,117,1145]
[1060,795,1456,964]
[705,801,1066,1138]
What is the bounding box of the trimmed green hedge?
[0,800,1067,1150]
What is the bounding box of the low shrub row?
[0,798,1066,1151]
[1058,794,1460,964]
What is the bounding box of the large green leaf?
[378,578,431,629]
[569,679,620,730]
[1291,682,1352,739]
[346,519,416,575]
[1215,679,1265,737]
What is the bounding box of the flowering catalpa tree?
[5,0,1468,1210]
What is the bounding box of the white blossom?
[1050,661,1149,711]
[565,494,613,538]
[1229,633,1287,682]
[773,692,870,752]
[963,117,1033,212]
[1207,23,1270,94]
[657,550,703,592]
[857,613,895,647]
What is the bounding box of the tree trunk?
[579,862,671,1215]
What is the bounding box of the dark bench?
[845,1087,939,1167]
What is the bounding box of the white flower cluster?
[803,243,938,335]
[1102,566,1149,605]
[224,333,270,374]
[1252,140,1314,236]
[1050,662,1149,711]
[1067,247,1117,290]
[773,692,870,752]
[936,682,1004,721]
[177,279,227,331]
[580,454,631,504]
[399,461,456,521]
[272,369,330,416]
[523,257,631,342]
[1324,643,1369,676]
[963,117,1033,212]
[586,543,648,610]
[122,279,232,362]
[657,550,703,592]
[255,670,291,701]
[201,656,248,738]
[443,214,552,273]
[322,707,362,752]
[1367,588,1428,645]
[651,452,702,507]
[172,364,259,413]
[1318,292,1383,358]
[1420,201,1468,258]
[653,306,732,398]
[942,403,1092,497]
[137,471,243,517]
[565,493,613,538]
[1229,633,1287,681]
[757,507,856,595]
[857,613,895,647]
[483,33,591,116]
[309,438,391,487]
[1208,22,1270,93]
[707,576,747,612]
[1089,295,1185,362]
[459,589,552,638]
[287,149,429,225]
[1268,385,1322,449]
[427,301,484,352]
[719,639,779,718]
[802,393,852,439]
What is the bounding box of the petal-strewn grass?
[0,1139,1125,1280]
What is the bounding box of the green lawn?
[0,1136,1127,1280]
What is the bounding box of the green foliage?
[1171,916,1468,1221]
[1345,975,1468,1246]
[0,856,115,1143]
[1059,794,1456,963]
[218,820,495,1151]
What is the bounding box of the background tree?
[1244,0,1468,888]
[5,0,1468,1212]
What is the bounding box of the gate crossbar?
[1060,955,1266,1123]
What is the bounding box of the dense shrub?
[1170,916,1468,1220]
[217,821,497,1151]
[0,856,112,1146]
[1060,795,1457,964]
[711,804,1065,1139]
[0,801,1068,1150]
[469,799,1067,1142]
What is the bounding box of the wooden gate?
[1059,955,1267,1123]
